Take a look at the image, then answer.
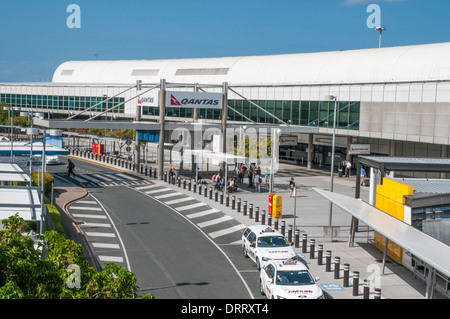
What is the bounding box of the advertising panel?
[166,91,223,109]
[137,90,159,107]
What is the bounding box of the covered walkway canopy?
[314,187,450,298]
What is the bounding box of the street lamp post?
[375,26,386,48]
[324,95,338,226]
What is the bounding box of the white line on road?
[70,206,102,211]
[186,208,220,219]
[135,184,158,190]
[164,196,195,205]
[154,191,183,199]
[176,202,208,211]
[85,232,116,238]
[81,223,111,228]
[208,224,246,239]
[99,256,124,263]
[76,200,98,204]
[92,243,121,249]
[72,214,107,219]
[145,188,171,195]
[197,215,233,228]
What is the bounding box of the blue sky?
[0,0,449,82]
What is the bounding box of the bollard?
[188,180,192,191]
[198,184,202,195]
[249,203,253,219]
[243,201,247,215]
[352,271,360,296]
[281,221,286,236]
[237,198,241,212]
[178,177,181,187]
[261,211,266,225]
[255,207,259,222]
[267,215,271,226]
[317,244,323,265]
[232,196,236,209]
[374,288,381,299]
[288,225,293,243]
[274,217,279,231]
[334,257,341,279]
[204,186,207,197]
[164,171,167,182]
[193,182,197,193]
[363,279,370,299]
[183,179,186,189]
[226,193,229,207]
[209,187,212,200]
[215,190,218,202]
[220,193,224,204]
[302,234,308,254]
[294,230,300,248]
[343,264,350,287]
[325,250,332,272]
[309,239,315,259]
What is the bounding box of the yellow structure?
[272,194,282,219]
[374,178,414,264]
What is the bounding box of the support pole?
[158,79,166,180]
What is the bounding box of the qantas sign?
[166,91,223,109]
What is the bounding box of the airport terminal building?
[1,41,450,176]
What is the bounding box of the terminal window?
[0,94,125,113]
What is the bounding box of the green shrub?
[31,171,54,194]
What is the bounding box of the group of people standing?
[237,163,270,193]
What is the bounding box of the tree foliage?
[0,214,154,299]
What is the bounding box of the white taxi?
[242,225,297,270]
[260,259,324,299]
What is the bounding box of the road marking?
[85,232,116,238]
[145,188,171,195]
[117,173,137,180]
[208,224,246,239]
[81,223,111,228]
[92,243,121,249]
[79,174,103,183]
[164,196,195,205]
[154,192,183,199]
[92,174,114,182]
[70,206,102,211]
[186,208,220,219]
[197,215,233,228]
[76,200,97,204]
[99,256,124,263]
[176,202,208,211]
[72,214,107,219]
[135,184,158,190]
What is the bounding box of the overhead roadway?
[33,118,318,134]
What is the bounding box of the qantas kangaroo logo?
[170,94,182,106]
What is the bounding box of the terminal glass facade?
[143,99,360,130]
[0,93,125,113]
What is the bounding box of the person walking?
[67,159,76,177]
[255,171,261,193]
[248,168,253,188]
[289,177,295,197]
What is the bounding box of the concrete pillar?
[307,133,313,170]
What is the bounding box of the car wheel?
[260,279,265,296]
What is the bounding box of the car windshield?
[257,236,289,248]
[276,270,315,286]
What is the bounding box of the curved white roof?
[52,42,450,86]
